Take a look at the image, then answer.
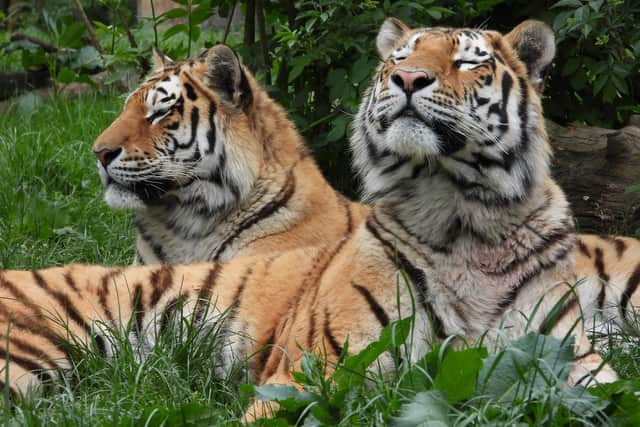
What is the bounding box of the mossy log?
[548,118,640,235]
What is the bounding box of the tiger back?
[92,45,368,264]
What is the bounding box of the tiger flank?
[0,21,626,419]
[92,44,368,265]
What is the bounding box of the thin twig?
[222,1,237,44]
[72,0,104,54]
[116,9,137,49]
[255,0,270,83]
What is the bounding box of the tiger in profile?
[92,44,368,265]
[1,20,632,420]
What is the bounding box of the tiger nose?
[391,70,435,93]
[93,147,122,167]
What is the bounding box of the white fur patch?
[145,75,182,124]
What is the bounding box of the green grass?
[0,93,134,269]
[0,95,639,426]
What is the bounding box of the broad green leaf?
[163,8,189,19]
[433,347,487,403]
[551,0,583,8]
[333,317,412,389]
[478,333,574,401]
[253,384,315,404]
[592,73,608,95]
[394,391,452,427]
[350,56,372,84]
[56,68,77,84]
[72,46,103,69]
[163,24,189,41]
[562,57,581,76]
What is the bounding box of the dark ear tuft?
[505,20,555,92]
[204,44,252,110]
[376,17,410,59]
[152,47,174,71]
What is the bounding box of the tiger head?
[352,19,556,204]
[93,45,264,211]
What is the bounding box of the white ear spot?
[376,18,410,59]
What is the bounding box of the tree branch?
[72,0,104,54]
[116,9,137,49]
[243,0,255,46]
[255,0,270,83]
[222,1,237,44]
[10,32,60,53]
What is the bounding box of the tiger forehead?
[136,59,207,100]
[391,29,495,60]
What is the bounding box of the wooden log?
[548,120,640,235]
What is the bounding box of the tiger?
[92,44,368,265]
[0,19,626,421]
[92,30,639,335]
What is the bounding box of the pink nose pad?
[391,70,435,93]
[93,147,122,167]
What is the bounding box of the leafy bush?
[1,0,638,192]
[251,318,640,425]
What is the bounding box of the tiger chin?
[93,44,368,265]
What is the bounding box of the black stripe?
[98,269,121,328]
[184,82,197,100]
[149,265,174,308]
[229,267,252,317]
[380,157,408,175]
[32,271,107,355]
[496,243,573,312]
[539,297,578,336]
[63,272,81,295]
[621,262,640,321]
[205,102,217,154]
[604,236,627,259]
[0,347,54,385]
[254,332,275,381]
[211,174,296,260]
[323,308,343,358]
[146,109,169,123]
[352,283,389,327]
[179,106,199,149]
[159,293,188,335]
[489,221,574,277]
[31,271,91,333]
[594,247,609,311]
[365,218,446,339]
[577,239,591,258]
[130,284,144,343]
[0,300,73,363]
[135,220,167,263]
[195,265,221,322]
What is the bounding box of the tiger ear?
[376,17,410,59]
[204,44,252,110]
[151,46,174,71]
[504,20,555,92]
